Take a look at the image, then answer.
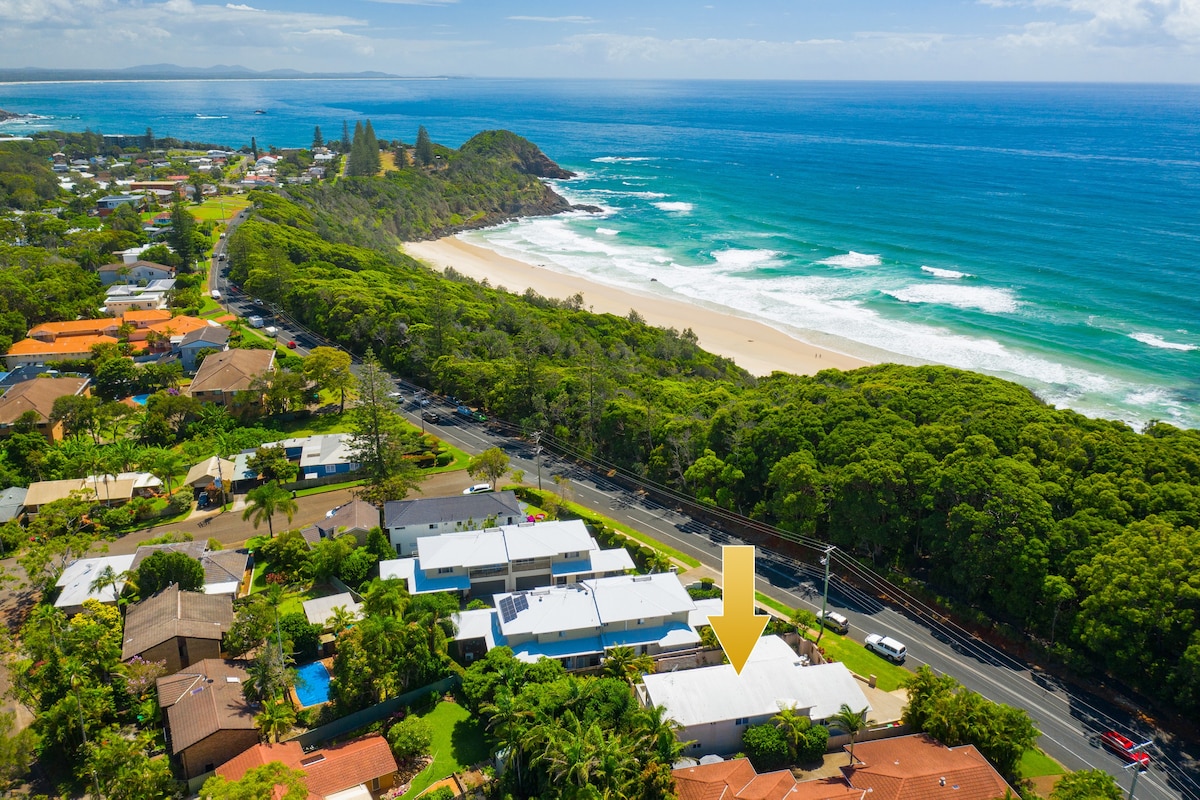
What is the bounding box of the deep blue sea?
[2,78,1198,429]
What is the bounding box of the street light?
[817,544,834,642]
[1123,742,1153,800]
[532,431,543,491]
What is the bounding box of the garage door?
[470,579,506,599]
[515,575,547,591]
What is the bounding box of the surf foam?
[1129,332,1198,351]
[653,201,694,213]
[885,285,1020,314]
[819,251,882,268]
[712,248,779,270]
[921,265,972,279]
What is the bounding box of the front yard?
[400,700,491,799]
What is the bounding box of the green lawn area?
[1019,747,1064,779]
[267,412,355,438]
[192,196,251,223]
[817,633,911,692]
[548,495,702,569]
[401,701,491,800]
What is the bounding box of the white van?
[247,315,264,329]
[210,289,221,300]
[264,326,279,337]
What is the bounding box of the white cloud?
[507,16,596,23]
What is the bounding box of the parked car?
[1100,731,1151,769]
[818,610,850,635]
[864,633,907,663]
[463,483,493,495]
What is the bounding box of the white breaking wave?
[1129,332,1198,351]
[585,189,668,199]
[596,227,620,236]
[921,265,972,279]
[819,251,882,268]
[711,248,779,270]
[885,285,1020,314]
[593,156,657,163]
[195,114,229,119]
[653,201,694,213]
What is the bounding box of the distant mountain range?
[0,64,408,82]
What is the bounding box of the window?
[429,524,438,529]
[735,717,749,726]
[437,567,455,575]
[637,618,644,625]
[324,464,336,474]
[558,631,566,638]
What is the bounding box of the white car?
[864,633,907,663]
[462,483,493,495]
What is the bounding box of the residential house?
[673,759,866,800]
[97,259,175,286]
[302,499,379,548]
[379,518,634,599]
[113,244,156,264]
[95,195,145,216]
[215,734,398,798]
[53,554,137,616]
[840,734,1019,800]
[157,659,258,780]
[451,571,699,669]
[383,490,525,556]
[121,585,234,674]
[0,486,26,523]
[0,375,90,440]
[229,434,361,493]
[23,471,161,514]
[302,592,363,629]
[130,540,249,597]
[184,455,236,492]
[101,281,176,314]
[637,635,872,757]
[5,333,119,368]
[188,348,275,407]
[177,325,231,372]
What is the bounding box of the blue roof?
[410,569,471,594]
[550,558,595,576]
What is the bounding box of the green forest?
[223,131,1200,718]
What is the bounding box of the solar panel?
[514,594,529,612]
[499,596,517,623]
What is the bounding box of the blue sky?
[0,0,1196,81]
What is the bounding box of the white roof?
[500,585,602,637]
[639,635,871,727]
[688,597,725,629]
[415,519,604,570]
[453,607,499,648]
[54,554,136,610]
[494,572,694,638]
[590,572,695,622]
[302,593,363,627]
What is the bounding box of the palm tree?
[255,699,296,744]
[140,447,185,497]
[361,578,408,618]
[602,645,655,685]
[637,703,691,766]
[87,565,124,604]
[829,703,870,765]
[326,605,357,637]
[242,483,298,538]
[771,705,812,762]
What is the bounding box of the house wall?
[179,729,260,779]
[387,512,522,556]
[138,636,222,675]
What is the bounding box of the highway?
[205,220,1199,798]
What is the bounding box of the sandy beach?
[403,237,872,378]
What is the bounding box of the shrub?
[742,724,790,772]
[799,724,829,762]
[166,492,193,515]
[387,716,433,763]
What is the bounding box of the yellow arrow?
[708,545,768,674]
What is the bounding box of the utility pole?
[1124,741,1153,799]
[816,544,834,645]
[533,431,543,491]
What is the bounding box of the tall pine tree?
[167,198,199,272]
[415,125,433,167]
[341,120,351,153]
[363,120,381,174]
[312,125,323,150]
[348,121,369,176]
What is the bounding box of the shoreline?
[403,236,873,378]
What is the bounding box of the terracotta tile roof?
[841,734,1018,800]
[99,260,174,274]
[156,659,257,753]
[9,335,119,356]
[0,376,89,424]
[674,758,866,800]
[144,315,211,338]
[216,734,397,799]
[189,349,275,395]
[121,584,233,660]
[28,319,120,338]
[122,309,173,324]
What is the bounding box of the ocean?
[2,78,1197,429]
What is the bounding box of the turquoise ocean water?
[2,78,1197,428]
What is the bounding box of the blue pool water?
[130,393,150,406]
[295,661,331,707]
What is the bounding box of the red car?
[286,340,297,349]
[1101,731,1150,769]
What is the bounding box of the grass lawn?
[817,634,911,691]
[294,478,365,498]
[401,701,491,800]
[192,196,251,223]
[1018,747,1064,779]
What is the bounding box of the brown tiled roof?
[216,734,398,799]
[319,499,379,536]
[121,585,233,660]
[98,260,174,274]
[157,659,256,753]
[841,734,1018,800]
[674,758,865,800]
[0,376,89,425]
[188,348,275,395]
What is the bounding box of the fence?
[292,674,460,749]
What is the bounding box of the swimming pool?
[130,393,150,405]
[295,660,332,707]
